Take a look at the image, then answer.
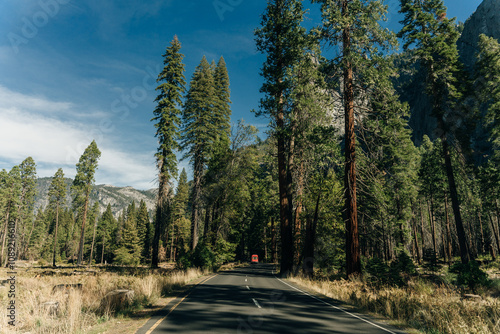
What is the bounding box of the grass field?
[0,262,207,334]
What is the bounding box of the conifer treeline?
[0,1,499,277]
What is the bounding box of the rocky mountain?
[457,0,500,73]
[400,0,500,146]
[35,177,157,217]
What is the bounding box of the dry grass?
[0,266,206,334]
[289,276,500,334]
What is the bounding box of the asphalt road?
[136,264,406,334]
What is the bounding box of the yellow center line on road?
[143,274,218,334]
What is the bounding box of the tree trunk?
[52,204,59,267]
[428,197,437,259]
[271,217,277,264]
[190,151,203,251]
[101,233,105,265]
[343,0,360,277]
[478,210,485,255]
[152,160,170,268]
[77,187,90,266]
[203,206,211,240]
[0,206,11,266]
[88,212,98,267]
[303,193,320,277]
[419,200,426,254]
[439,131,470,264]
[170,221,176,262]
[277,98,294,277]
[490,214,500,256]
[293,160,304,266]
[381,212,388,262]
[412,217,421,264]
[264,226,268,262]
[444,193,453,265]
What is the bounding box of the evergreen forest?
[2,0,500,290]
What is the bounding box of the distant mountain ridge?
[35,177,157,217]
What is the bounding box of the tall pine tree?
[181,56,220,250]
[314,0,397,276]
[255,0,309,277]
[398,0,470,264]
[151,36,186,267]
[48,168,66,267]
[72,140,101,265]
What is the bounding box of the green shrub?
[449,261,489,292]
[177,242,216,270]
[364,251,416,287]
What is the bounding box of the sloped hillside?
[35,177,157,217]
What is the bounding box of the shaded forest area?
[1,0,500,292]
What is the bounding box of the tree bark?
[343,0,361,277]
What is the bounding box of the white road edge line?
[252,298,262,309]
[275,277,398,334]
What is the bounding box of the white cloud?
[0,86,157,190]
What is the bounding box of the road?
[136,264,406,334]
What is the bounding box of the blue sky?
[0,0,484,190]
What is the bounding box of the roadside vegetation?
[290,254,500,334]
[0,264,207,334]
